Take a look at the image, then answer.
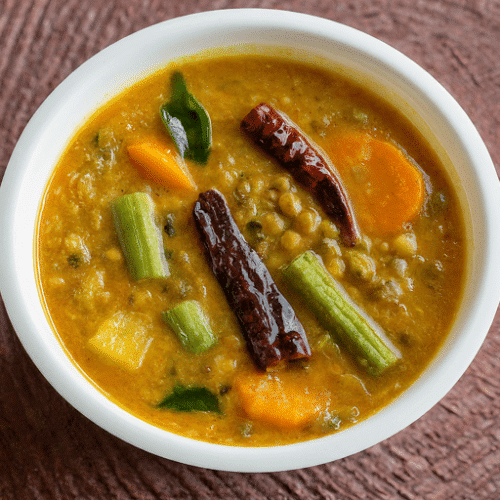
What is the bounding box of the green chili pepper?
[160,72,212,164]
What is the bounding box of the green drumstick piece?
[283,251,400,375]
[163,300,216,354]
[111,192,169,280]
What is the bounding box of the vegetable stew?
[36,54,465,446]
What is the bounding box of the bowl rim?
[1,8,499,472]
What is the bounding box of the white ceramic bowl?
[1,9,499,472]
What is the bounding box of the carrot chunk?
[127,139,197,191]
[234,372,328,429]
[325,132,425,235]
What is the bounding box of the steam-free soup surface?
[37,54,465,446]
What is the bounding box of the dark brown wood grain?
[0,1,499,499]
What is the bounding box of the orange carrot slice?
[234,372,328,429]
[325,132,425,235]
[127,139,197,191]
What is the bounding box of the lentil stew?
[36,54,465,446]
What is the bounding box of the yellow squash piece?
[88,311,154,371]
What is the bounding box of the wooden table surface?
[1,1,499,498]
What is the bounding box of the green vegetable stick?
[283,251,400,375]
[111,192,169,280]
[162,300,216,354]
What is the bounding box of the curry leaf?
[156,384,221,413]
[160,72,212,165]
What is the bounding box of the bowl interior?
[1,9,499,472]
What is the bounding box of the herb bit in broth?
[37,54,465,446]
[160,71,212,165]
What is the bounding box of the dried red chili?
[193,189,311,371]
[241,102,361,246]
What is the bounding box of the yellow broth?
[36,55,465,446]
